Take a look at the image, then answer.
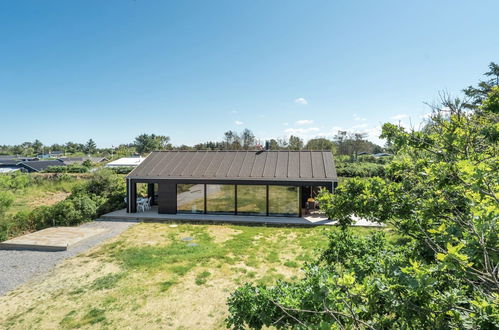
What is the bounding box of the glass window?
[177,184,204,213]
[237,185,266,215]
[269,186,299,216]
[206,184,235,214]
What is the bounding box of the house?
[37,151,64,159]
[0,155,38,162]
[18,160,66,173]
[105,157,145,168]
[0,159,65,173]
[58,157,109,165]
[125,150,338,217]
[373,153,392,157]
[0,159,23,173]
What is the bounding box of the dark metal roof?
[20,160,65,172]
[127,150,337,182]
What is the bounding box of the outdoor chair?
[145,197,152,210]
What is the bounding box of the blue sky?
[1,0,498,147]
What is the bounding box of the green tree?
[288,135,303,150]
[32,139,43,155]
[463,62,499,108]
[134,134,170,154]
[305,137,334,150]
[84,139,97,154]
[226,65,499,329]
[241,129,255,150]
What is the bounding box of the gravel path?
[0,220,136,296]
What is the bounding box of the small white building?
[105,157,145,168]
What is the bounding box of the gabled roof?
[127,150,337,183]
[59,157,108,164]
[20,160,65,172]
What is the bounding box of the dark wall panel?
[158,182,177,214]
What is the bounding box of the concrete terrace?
[101,207,382,227]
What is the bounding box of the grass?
[0,223,390,329]
[6,176,82,215]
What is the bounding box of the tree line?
[0,130,384,159]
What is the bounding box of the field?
[7,177,79,215]
[0,223,384,329]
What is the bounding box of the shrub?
[1,169,125,240]
[45,165,89,173]
[107,166,134,174]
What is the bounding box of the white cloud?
[230,110,238,114]
[391,114,409,120]
[294,97,308,105]
[352,123,368,129]
[282,122,289,126]
[284,127,320,135]
[235,120,244,126]
[295,119,314,125]
[353,114,367,121]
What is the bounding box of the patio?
[101,206,382,227]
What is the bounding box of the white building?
[105,157,145,167]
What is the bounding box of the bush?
[0,169,126,240]
[107,166,134,174]
[0,173,32,190]
[45,165,89,173]
[336,162,386,177]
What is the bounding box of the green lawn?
[0,223,388,329]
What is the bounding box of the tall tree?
[32,139,43,155]
[287,135,303,150]
[305,137,334,150]
[84,139,97,155]
[463,62,499,108]
[134,134,170,154]
[241,129,255,150]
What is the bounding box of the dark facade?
[126,150,338,217]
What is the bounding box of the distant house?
[0,159,65,173]
[0,155,38,162]
[373,153,392,157]
[0,159,23,173]
[105,157,145,168]
[19,160,66,173]
[38,151,64,159]
[59,157,109,165]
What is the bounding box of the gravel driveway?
[0,220,136,296]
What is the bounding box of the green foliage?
[0,172,32,190]
[305,138,334,150]
[107,166,134,174]
[335,162,386,178]
[227,65,499,328]
[45,165,89,173]
[0,169,126,240]
[134,133,170,154]
[84,139,97,154]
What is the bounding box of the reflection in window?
[269,186,299,216]
[237,185,266,215]
[206,184,235,214]
[177,184,204,213]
